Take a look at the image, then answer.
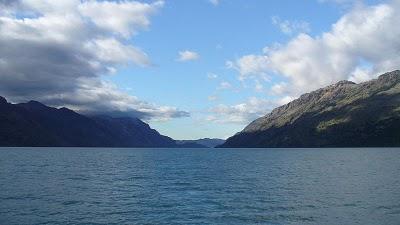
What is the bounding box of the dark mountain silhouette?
[0,97,176,147]
[220,70,400,148]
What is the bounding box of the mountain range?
[0,97,178,147]
[220,70,400,148]
[2,70,400,148]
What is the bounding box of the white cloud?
[270,82,288,95]
[207,95,298,124]
[177,50,200,62]
[84,38,150,66]
[271,16,310,35]
[348,66,374,83]
[78,0,164,38]
[0,0,189,121]
[208,97,276,124]
[226,55,269,80]
[217,81,232,90]
[209,0,219,6]
[277,95,295,105]
[228,1,400,97]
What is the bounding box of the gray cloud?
[0,0,17,5]
[0,0,189,121]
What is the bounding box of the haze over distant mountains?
[220,70,400,148]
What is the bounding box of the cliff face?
[221,70,400,148]
[0,98,176,147]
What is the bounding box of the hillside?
[0,97,176,147]
[220,70,400,147]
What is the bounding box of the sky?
[1,0,399,140]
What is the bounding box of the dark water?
[0,148,400,225]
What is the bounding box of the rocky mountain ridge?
[220,70,400,147]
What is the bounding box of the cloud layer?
[0,0,188,120]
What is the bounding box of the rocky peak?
[377,70,400,83]
[335,80,356,86]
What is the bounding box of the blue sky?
[1,0,397,140]
[106,0,383,139]
[109,0,342,139]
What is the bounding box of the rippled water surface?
[1,148,400,225]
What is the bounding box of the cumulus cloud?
[226,55,269,81]
[79,0,164,38]
[271,16,310,35]
[208,97,277,124]
[207,95,298,124]
[177,50,200,62]
[270,82,288,95]
[228,1,400,97]
[0,0,189,121]
[348,66,375,83]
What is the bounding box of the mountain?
[175,142,208,148]
[0,97,176,147]
[176,138,225,148]
[220,70,400,148]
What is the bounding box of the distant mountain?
[175,141,208,148]
[0,97,176,147]
[220,70,400,148]
[177,138,225,148]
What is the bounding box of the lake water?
[0,148,399,225]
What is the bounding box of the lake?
[0,148,399,225]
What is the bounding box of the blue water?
[0,148,399,225]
